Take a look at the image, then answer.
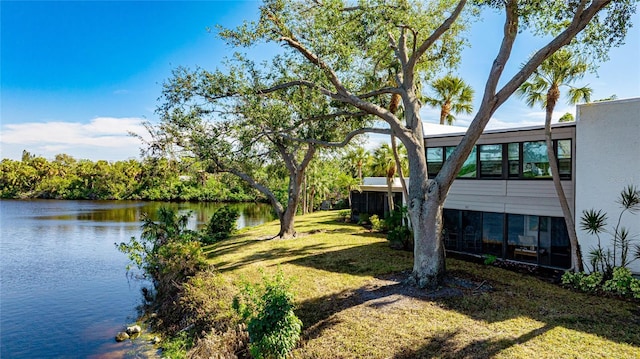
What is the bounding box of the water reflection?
[0,199,274,358]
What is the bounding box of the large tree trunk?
[401,110,447,289]
[410,186,447,288]
[278,204,297,238]
[545,87,583,271]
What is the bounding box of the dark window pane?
[538,217,551,265]
[461,211,482,253]
[523,141,550,178]
[508,143,520,177]
[550,217,571,268]
[480,144,503,177]
[556,139,572,178]
[427,147,443,177]
[482,212,503,256]
[507,214,538,263]
[443,209,460,251]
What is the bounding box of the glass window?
[538,217,551,266]
[458,146,477,178]
[461,211,482,253]
[556,139,572,178]
[550,217,571,268]
[426,147,443,177]
[506,214,539,263]
[443,209,460,251]
[523,141,550,178]
[479,144,503,177]
[445,146,477,178]
[482,212,504,256]
[508,143,520,177]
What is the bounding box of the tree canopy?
[152,0,637,287]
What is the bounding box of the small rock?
[115,331,130,342]
[151,336,161,345]
[126,325,142,335]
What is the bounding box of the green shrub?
[388,226,413,251]
[384,207,413,251]
[202,206,240,244]
[357,213,370,225]
[603,267,635,296]
[234,271,302,359]
[337,209,351,222]
[484,254,498,265]
[562,271,603,293]
[631,278,640,299]
[370,214,387,232]
[161,331,193,359]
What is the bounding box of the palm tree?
[370,144,408,214]
[424,74,474,125]
[343,146,371,183]
[517,48,592,272]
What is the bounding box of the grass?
[203,211,640,358]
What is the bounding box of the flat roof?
[424,121,576,139]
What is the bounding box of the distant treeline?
[0,151,259,201]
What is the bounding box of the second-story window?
[446,146,477,178]
[508,143,520,177]
[479,144,503,177]
[427,147,443,177]
[557,139,572,178]
[523,141,550,178]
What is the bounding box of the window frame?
[425,138,572,180]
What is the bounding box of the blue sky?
[1,1,639,161]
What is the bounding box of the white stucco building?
[352,98,640,273]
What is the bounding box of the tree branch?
[280,127,393,148]
[407,0,467,74]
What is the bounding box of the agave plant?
[580,185,640,275]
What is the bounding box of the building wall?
[575,98,640,274]
[445,180,573,217]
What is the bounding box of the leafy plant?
[357,213,370,225]
[161,331,193,359]
[603,267,635,296]
[580,185,640,275]
[202,206,240,244]
[234,271,302,359]
[337,209,351,222]
[484,254,498,265]
[116,207,209,338]
[369,214,387,232]
[385,206,413,251]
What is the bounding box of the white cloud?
[0,117,150,161]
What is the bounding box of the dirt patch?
[346,272,493,311]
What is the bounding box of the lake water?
[0,200,274,358]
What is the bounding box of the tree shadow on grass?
[286,242,412,277]
[213,243,334,273]
[392,324,555,359]
[292,252,640,355]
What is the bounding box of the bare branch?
[280,127,393,148]
[279,36,349,97]
[256,80,334,97]
[407,0,467,74]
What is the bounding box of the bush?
[369,214,386,232]
[357,213,370,225]
[385,207,413,251]
[337,209,351,222]
[603,267,635,296]
[202,206,240,244]
[234,271,302,359]
[388,226,413,251]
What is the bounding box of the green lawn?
[204,211,640,358]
